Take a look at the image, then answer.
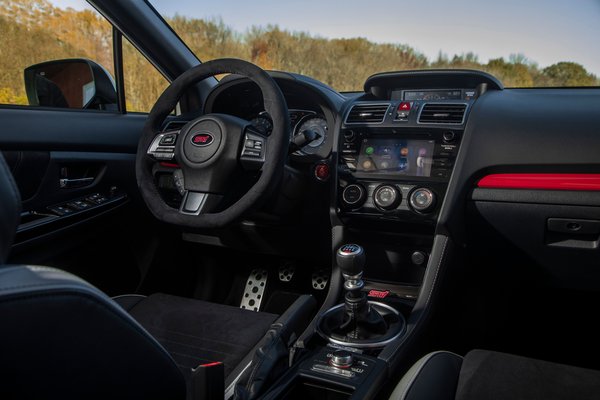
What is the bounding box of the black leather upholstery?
[0,153,20,264]
[391,349,600,400]
[0,265,186,399]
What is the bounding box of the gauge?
[289,109,316,127]
[295,116,327,152]
[250,113,273,135]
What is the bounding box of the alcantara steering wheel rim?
[136,58,290,229]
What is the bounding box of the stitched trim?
[397,351,462,400]
[112,294,147,300]
[425,236,449,307]
[145,326,251,348]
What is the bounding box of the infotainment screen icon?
[356,138,435,177]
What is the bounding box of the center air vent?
[418,103,467,124]
[346,103,390,124]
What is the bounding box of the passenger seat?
[390,349,600,400]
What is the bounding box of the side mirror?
[24,59,117,110]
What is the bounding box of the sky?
[52,0,600,76]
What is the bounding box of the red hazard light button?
[398,102,411,111]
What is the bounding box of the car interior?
[1,1,600,399]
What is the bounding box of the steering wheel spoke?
[179,191,223,215]
[146,130,179,162]
[240,127,267,170]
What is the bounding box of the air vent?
[163,120,189,132]
[418,103,467,124]
[346,103,390,124]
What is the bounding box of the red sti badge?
[368,289,390,299]
[191,133,214,146]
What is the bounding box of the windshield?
[148,0,599,91]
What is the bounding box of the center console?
[258,70,500,400]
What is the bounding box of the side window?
[122,38,169,113]
[0,2,116,111]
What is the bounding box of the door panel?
[0,107,158,295]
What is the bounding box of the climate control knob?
[342,184,366,209]
[409,188,436,213]
[373,185,401,210]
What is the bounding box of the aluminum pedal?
[278,264,296,282]
[311,269,329,290]
[240,269,268,312]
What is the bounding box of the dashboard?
[182,67,600,294]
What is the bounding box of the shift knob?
[336,244,366,277]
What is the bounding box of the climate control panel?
[340,181,438,216]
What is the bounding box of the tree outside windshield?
[151,0,600,91]
[1,0,598,112]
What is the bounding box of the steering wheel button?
[159,134,176,146]
[244,149,261,157]
[245,139,255,148]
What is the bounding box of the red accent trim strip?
[198,362,222,367]
[477,174,600,191]
[160,162,180,168]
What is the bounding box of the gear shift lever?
[337,244,366,292]
[335,244,388,339]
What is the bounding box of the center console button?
[330,350,353,368]
[443,131,456,143]
[342,184,366,208]
[373,184,401,210]
[409,188,436,213]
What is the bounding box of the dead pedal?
[311,269,329,290]
[278,264,296,282]
[240,269,268,311]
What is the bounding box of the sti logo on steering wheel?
[190,132,214,147]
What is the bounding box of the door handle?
[59,177,94,189]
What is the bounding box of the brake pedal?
[278,264,295,282]
[240,269,268,312]
[311,269,329,290]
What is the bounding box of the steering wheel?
[136,59,290,229]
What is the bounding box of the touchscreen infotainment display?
[356,139,435,177]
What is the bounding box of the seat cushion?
[390,351,463,400]
[456,349,600,400]
[392,349,600,400]
[118,293,278,378]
